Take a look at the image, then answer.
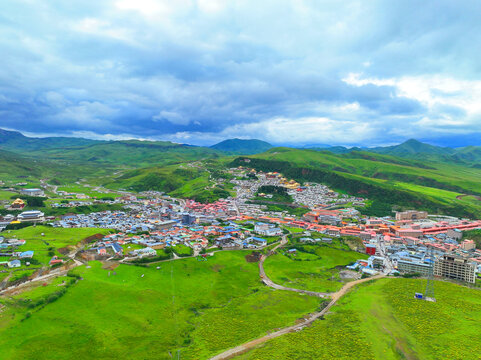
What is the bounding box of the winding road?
[210,235,385,360]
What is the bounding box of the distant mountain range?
[1,127,481,164]
[0,128,101,152]
[2,127,481,218]
[210,138,273,154]
[314,139,481,166]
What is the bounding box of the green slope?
[0,128,101,152]
[0,253,320,360]
[210,138,273,155]
[239,278,481,360]
[231,147,481,217]
[0,148,113,185]
[104,164,233,202]
[31,140,223,167]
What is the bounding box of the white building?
[18,210,45,223]
[20,188,45,197]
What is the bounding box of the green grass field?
[173,244,193,257]
[0,190,18,201]
[0,251,321,360]
[56,185,122,199]
[264,243,367,292]
[238,278,481,360]
[5,226,112,266]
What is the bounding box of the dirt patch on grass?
[211,264,225,272]
[82,233,105,245]
[57,246,72,255]
[339,270,360,280]
[245,252,262,263]
[102,262,119,271]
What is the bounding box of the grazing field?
[5,226,112,266]
[238,278,481,360]
[173,244,194,257]
[264,242,367,293]
[56,184,123,199]
[0,190,17,201]
[0,251,321,360]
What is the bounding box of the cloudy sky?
[1,0,481,147]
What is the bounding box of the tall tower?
[424,247,436,302]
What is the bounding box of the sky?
[1,0,481,147]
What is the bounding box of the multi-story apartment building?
[434,254,476,283]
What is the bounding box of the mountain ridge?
[210,138,273,154]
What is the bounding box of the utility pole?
[424,246,436,302]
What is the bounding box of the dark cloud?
[0,0,480,146]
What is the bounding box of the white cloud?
[152,110,190,125]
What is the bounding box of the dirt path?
[258,235,329,297]
[456,194,481,201]
[211,235,385,360]
[210,274,385,360]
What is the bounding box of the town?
[2,166,481,296]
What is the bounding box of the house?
[245,237,267,248]
[19,251,34,259]
[110,243,123,255]
[49,256,63,266]
[447,228,463,240]
[134,247,157,258]
[8,259,21,268]
[460,239,476,251]
[254,222,282,236]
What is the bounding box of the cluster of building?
[83,221,277,260]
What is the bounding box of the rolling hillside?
[0,148,114,186]
[0,128,101,152]
[34,140,223,167]
[318,139,481,165]
[231,148,481,217]
[104,163,233,203]
[210,138,272,154]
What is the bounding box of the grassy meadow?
[4,226,111,266]
[264,242,367,292]
[0,251,321,360]
[238,278,481,360]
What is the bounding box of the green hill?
[0,148,114,186]
[318,139,481,165]
[231,147,481,217]
[371,139,454,157]
[104,163,233,203]
[210,138,272,154]
[0,128,101,152]
[0,128,223,168]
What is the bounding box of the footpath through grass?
[238,278,481,360]
[0,251,321,360]
[5,226,111,266]
[264,241,367,293]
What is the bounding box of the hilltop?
[0,128,101,152]
[210,138,273,154]
[231,147,481,218]
[317,139,481,166]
